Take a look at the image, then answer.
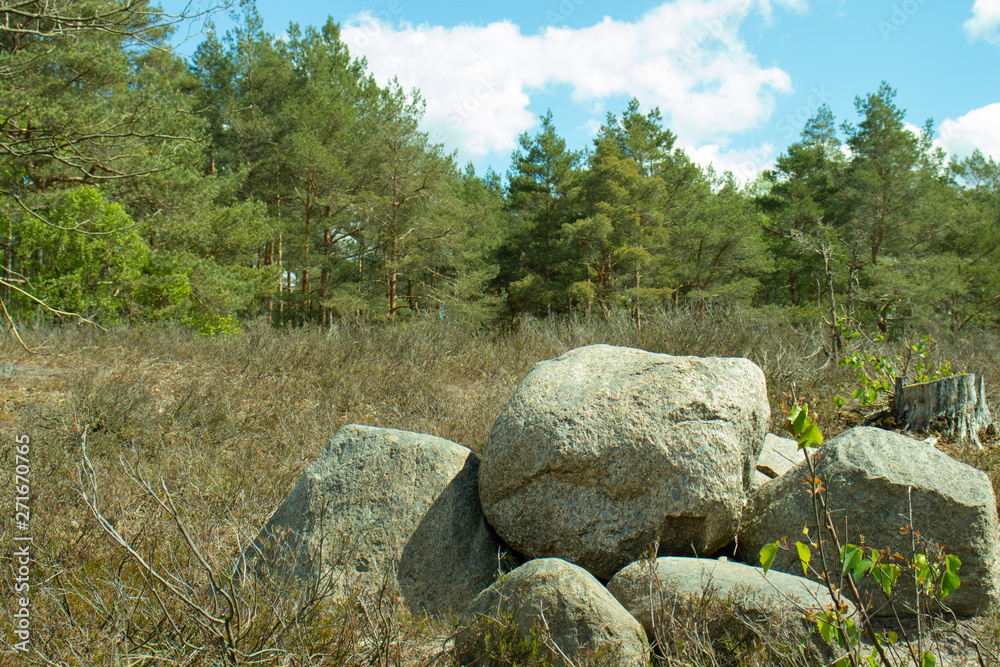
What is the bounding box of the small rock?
[754,433,805,481]
[456,558,649,667]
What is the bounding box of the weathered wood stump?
[892,374,993,450]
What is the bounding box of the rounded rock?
[456,558,649,666]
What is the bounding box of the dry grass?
[1,308,998,665]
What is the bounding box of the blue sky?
[163,0,1000,183]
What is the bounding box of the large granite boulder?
[239,424,506,616]
[456,558,649,666]
[480,344,769,579]
[607,556,855,659]
[738,427,1000,616]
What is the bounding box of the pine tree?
[280,19,377,323]
[366,83,457,319]
[842,82,926,268]
[758,104,848,330]
[563,100,677,320]
[0,0,209,330]
[668,174,773,310]
[943,150,1000,329]
[841,82,945,329]
[502,110,581,315]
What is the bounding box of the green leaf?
[941,569,961,599]
[760,541,780,574]
[843,617,860,645]
[922,651,937,667]
[945,554,962,574]
[872,563,899,597]
[915,553,932,583]
[798,422,824,450]
[841,544,862,578]
[787,405,808,437]
[795,541,811,577]
[853,558,874,581]
[816,612,835,645]
[886,630,898,644]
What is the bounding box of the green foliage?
[563,100,675,316]
[669,175,773,309]
[833,320,958,408]
[182,312,242,338]
[1,186,269,326]
[757,104,848,309]
[908,337,954,384]
[131,251,195,321]
[786,403,824,449]
[12,187,149,321]
[760,540,779,574]
[836,329,897,407]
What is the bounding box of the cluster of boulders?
[241,344,1000,666]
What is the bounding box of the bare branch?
[77,432,229,629]
[0,294,31,352]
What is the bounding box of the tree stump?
[892,374,993,450]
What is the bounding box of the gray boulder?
[738,427,1000,616]
[754,433,805,487]
[607,556,855,652]
[456,558,649,666]
[480,344,769,579]
[239,424,506,616]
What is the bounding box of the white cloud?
[965,0,1000,43]
[757,0,808,21]
[938,104,1000,160]
[341,1,803,164]
[581,118,604,137]
[685,141,778,185]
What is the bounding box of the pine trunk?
[892,374,993,450]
